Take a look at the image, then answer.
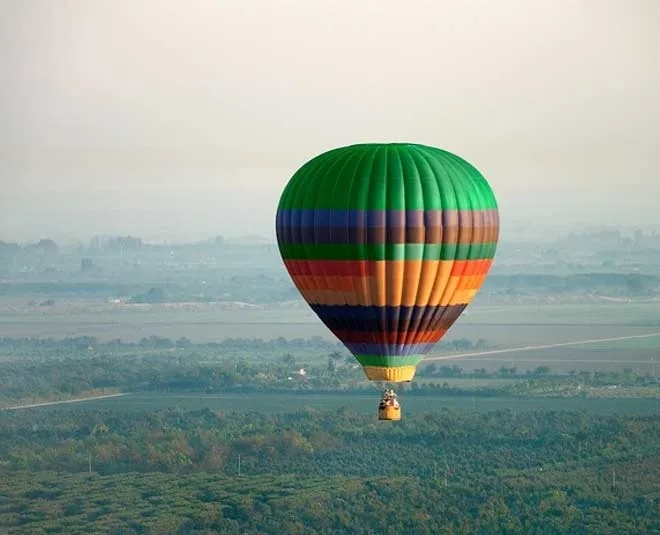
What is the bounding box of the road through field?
[1,393,129,411]
[424,332,660,362]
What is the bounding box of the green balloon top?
[278,143,498,212]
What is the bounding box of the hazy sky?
[1,0,658,243]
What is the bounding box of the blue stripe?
[311,304,466,333]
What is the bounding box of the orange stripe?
[289,259,493,306]
[427,261,454,305]
[401,260,423,307]
[371,261,386,306]
[386,260,405,308]
[415,260,438,306]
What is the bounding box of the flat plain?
[1,299,658,373]
[25,391,660,417]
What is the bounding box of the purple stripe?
[343,342,438,356]
[276,209,497,228]
[276,209,498,245]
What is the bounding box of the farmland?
[20,390,659,417]
[1,299,658,374]
[1,231,659,534]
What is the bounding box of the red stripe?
[286,259,493,277]
[331,329,448,344]
[450,259,493,276]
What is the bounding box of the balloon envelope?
[276,143,499,382]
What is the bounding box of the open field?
[1,300,658,373]
[462,301,660,325]
[15,391,660,417]
[0,300,658,339]
[0,321,656,362]
[424,334,660,373]
[428,348,658,374]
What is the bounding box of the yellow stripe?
[440,275,489,305]
[362,366,417,382]
[451,288,479,305]
[437,271,461,306]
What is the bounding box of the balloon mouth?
[362,366,417,382]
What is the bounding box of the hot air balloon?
[275,143,499,420]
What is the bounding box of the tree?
[280,354,296,367]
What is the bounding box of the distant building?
[81,258,94,272]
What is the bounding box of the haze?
[1,0,658,244]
